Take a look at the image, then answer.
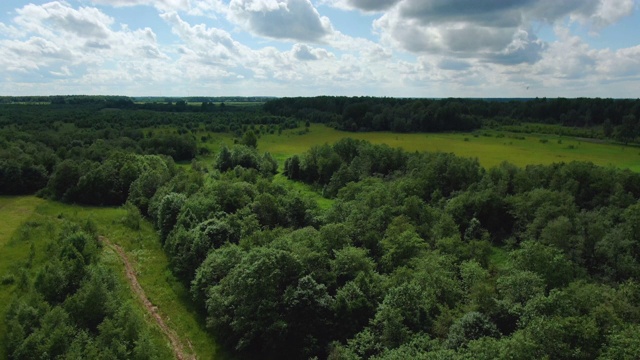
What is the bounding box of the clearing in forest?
[101,235,195,360]
[257,124,640,171]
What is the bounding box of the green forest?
[2,96,640,359]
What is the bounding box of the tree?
[156,192,186,244]
[283,275,334,358]
[284,155,301,180]
[190,244,244,309]
[206,247,303,358]
[445,311,500,349]
[510,241,580,290]
[215,145,232,172]
[616,114,638,144]
[241,130,258,148]
[599,324,640,360]
[603,118,614,138]
[372,281,436,349]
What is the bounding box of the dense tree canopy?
[265,96,640,140]
[135,138,640,359]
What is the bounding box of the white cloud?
[161,11,248,67]
[291,43,333,61]
[370,0,635,66]
[0,1,167,83]
[321,0,401,12]
[89,0,191,12]
[0,0,638,96]
[228,0,333,42]
[573,0,636,29]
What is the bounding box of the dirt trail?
[99,236,196,360]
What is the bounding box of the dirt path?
[100,236,196,360]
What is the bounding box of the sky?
[0,0,639,98]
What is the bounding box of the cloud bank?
[0,0,638,97]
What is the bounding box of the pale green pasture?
[255,124,640,171]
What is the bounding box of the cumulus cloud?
[15,2,114,39]
[89,0,191,12]
[438,58,471,71]
[0,0,638,97]
[599,45,640,79]
[322,0,401,12]
[0,1,166,80]
[291,43,333,61]
[228,0,333,42]
[161,11,247,66]
[372,0,634,65]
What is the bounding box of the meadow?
[199,123,640,172]
[0,196,45,358]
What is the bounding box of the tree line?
[264,96,640,140]
[0,102,297,197]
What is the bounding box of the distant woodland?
[2,96,640,359]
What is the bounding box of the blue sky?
[0,0,639,97]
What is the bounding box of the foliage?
[265,96,640,140]
[4,97,640,359]
[4,226,161,360]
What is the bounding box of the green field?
[251,124,640,172]
[0,196,46,359]
[0,198,227,360]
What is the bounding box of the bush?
[1,274,15,285]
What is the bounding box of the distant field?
[251,124,640,172]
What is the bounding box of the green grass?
[0,197,45,360]
[34,201,230,360]
[0,196,44,248]
[272,174,333,211]
[0,199,173,360]
[254,124,640,172]
[0,198,228,360]
[194,124,640,212]
[489,246,510,272]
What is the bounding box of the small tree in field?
[241,130,258,149]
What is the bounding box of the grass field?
[0,198,228,360]
[0,196,45,359]
[253,124,640,172]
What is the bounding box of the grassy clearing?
[194,124,640,212]
[0,199,175,360]
[272,174,333,211]
[0,198,227,360]
[0,196,46,360]
[33,201,229,360]
[97,244,175,360]
[0,196,44,248]
[255,124,640,172]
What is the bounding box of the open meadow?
[0,196,45,357]
[201,124,640,172]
